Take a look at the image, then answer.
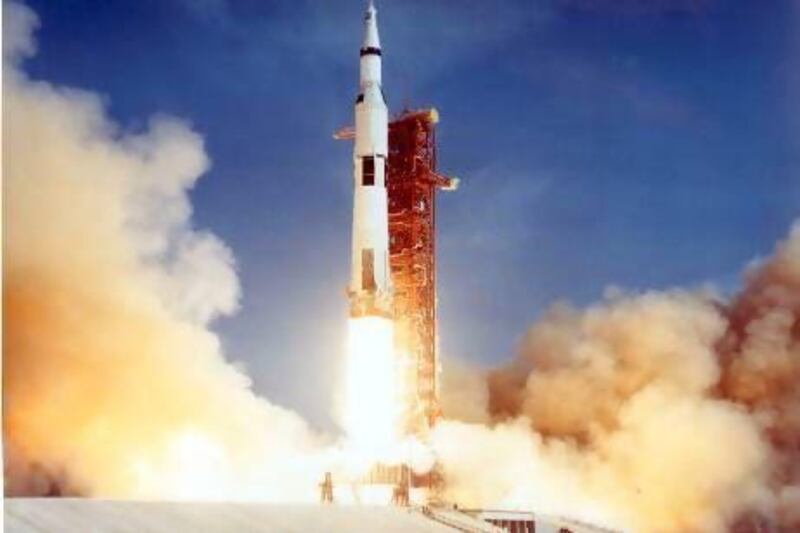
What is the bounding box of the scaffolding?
[386,108,457,434]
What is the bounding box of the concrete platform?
[4,498,498,533]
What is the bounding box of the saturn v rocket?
[349,1,392,319]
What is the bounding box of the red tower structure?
[386,108,457,434]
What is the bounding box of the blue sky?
[19,0,800,428]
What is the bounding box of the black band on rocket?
[360,47,382,57]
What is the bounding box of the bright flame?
[168,432,230,499]
[132,430,231,500]
[343,316,401,463]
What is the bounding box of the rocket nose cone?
[365,0,376,23]
[362,2,380,50]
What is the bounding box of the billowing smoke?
[719,224,800,530]
[3,2,329,500]
[436,227,800,532]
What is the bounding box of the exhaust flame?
[131,430,230,501]
[343,317,401,466]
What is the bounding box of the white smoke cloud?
[438,356,490,425]
[3,1,327,499]
[436,290,775,532]
[434,223,800,533]
[3,0,38,60]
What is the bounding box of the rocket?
[349,1,392,319]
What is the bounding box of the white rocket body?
[349,2,392,318]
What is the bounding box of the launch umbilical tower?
[387,109,457,435]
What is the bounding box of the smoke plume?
[3,1,328,500]
[436,227,800,532]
